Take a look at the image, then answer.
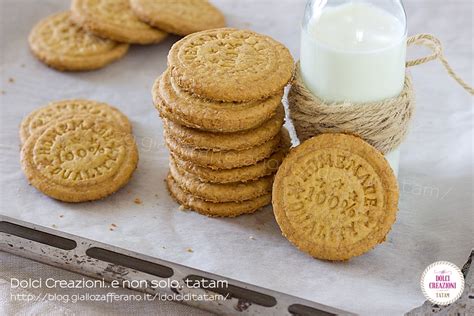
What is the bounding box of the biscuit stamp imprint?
[21,118,138,202]
[273,134,399,261]
[168,28,294,102]
[20,99,132,144]
[28,12,129,71]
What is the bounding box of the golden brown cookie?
[21,117,139,202]
[28,12,129,71]
[153,69,283,133]
[165,128,283,170]
[166,174,271,217]
[163,105,284,151]
[130,0,225,36]
[71,0,168,44]
[272,133,399,261]
[20,99,132,145]
[170,158,273,202]
[168,28,294,102]
[171,128,291,183]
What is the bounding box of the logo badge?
[421,261,465,305]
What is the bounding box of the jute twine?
[288,34,473,154]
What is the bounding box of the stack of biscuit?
[152,28,294,217]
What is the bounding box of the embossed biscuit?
[28,11,129,71]
[272,133,399,261]
[170,159,273,202]
[168,28,294,102]
[163,105,284,151]
[165,128,283,170]
[71,0,168,44]
[20,99,132,144]
[166,174,271,217]
[21,117,139,202]
[153,69,283,133]
[171,128,291,183]
[130,0,225,36]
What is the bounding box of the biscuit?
[166,174,271,217]
[272,133,399,261]
[71,0,168,44]
[21,117,138,202]
[170,158,273,202]
[163,105,284,151]
[28,12,129,71]
[130,0,225,36]
[153,69,283,133]
[171,128,291,183]
[20,99,132,144]
[168,28,294,102]
[165,128,283,170]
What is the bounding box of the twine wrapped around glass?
[293,0,473,176]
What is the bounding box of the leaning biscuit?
[130,0,225,36]
[168,28,294,102]
[163,105,285,151]
[166,174,271,217]
[165,128,283,170]
[171,128,292,183]
[170,159,273,203]
[21,117,138,202]
[71,0,168,44]
[20,99,132,144]
[153,69,283,133]
[272,133,399,261]
[28,11,129,71]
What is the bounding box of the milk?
[300,2,407,175]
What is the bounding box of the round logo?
[421,261,465,305]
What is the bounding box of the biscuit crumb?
[111,223,117,228]
[186,248,194,253]
[51,224,57,228]
[134,198,142,205]
[8,78,14,83]
[249,236,256,240]
[179,205,188,211]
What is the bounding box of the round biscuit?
[21,117,138,202]
[28,11,129,71]
[168,28,294,102]
[166,174,271,217]
[71,0,168,44]
[20,99,132,145]
[130,0,225,36]
[153,69,283,133]
[272,133,399,261]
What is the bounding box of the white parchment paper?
[1,0,472,314]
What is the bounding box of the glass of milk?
[300,0,407,176]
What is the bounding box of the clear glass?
[303,0,407,30]
[300,0,407,176]
[300,0,408,103]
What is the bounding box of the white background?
[1,0,473,315]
